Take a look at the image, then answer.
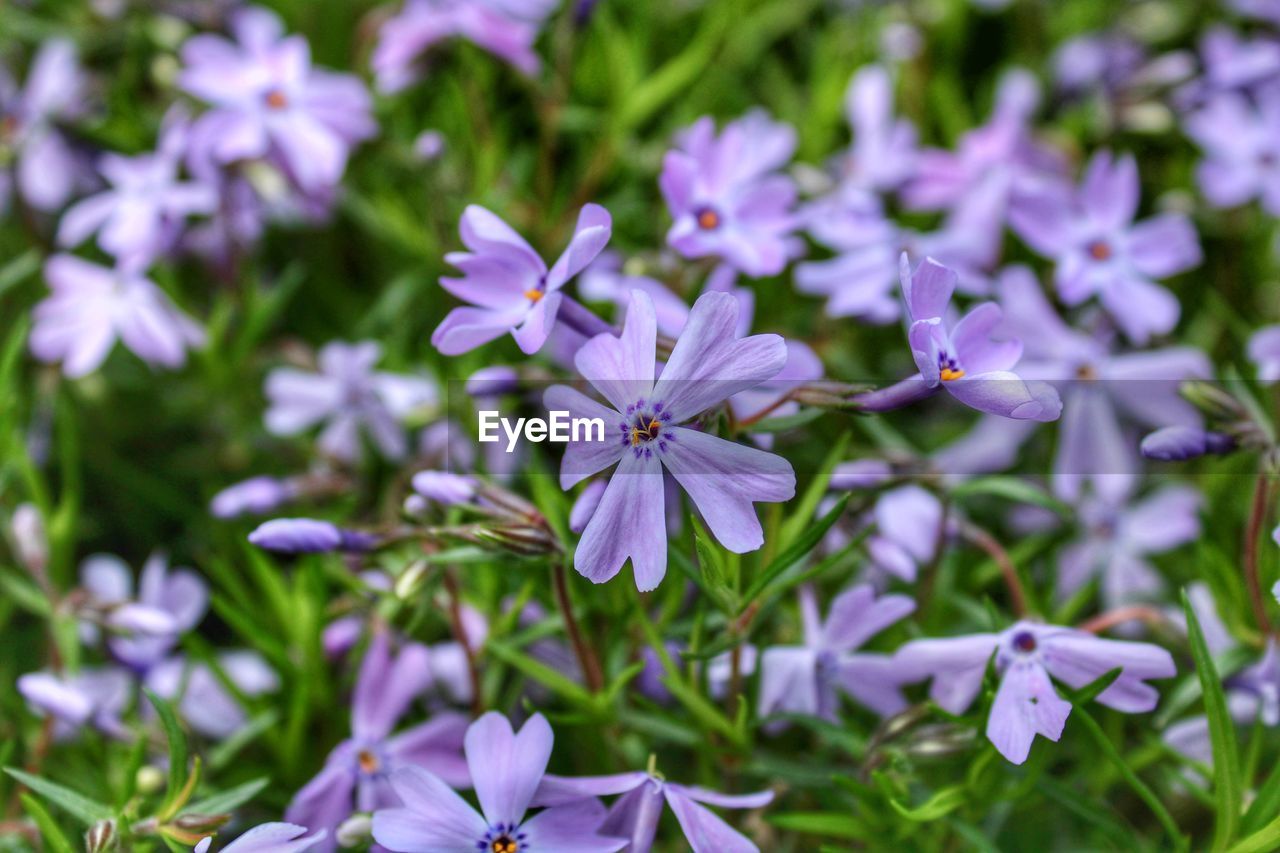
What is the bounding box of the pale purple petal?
[466,712,553,829]
[574,451,667,590]
[986,661,1071,764]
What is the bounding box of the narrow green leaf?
[145,690,190,816]
[1183,587,1242,852]
[19,793,77,853]
[768,812,869,840]
[1229,814,1280,853]
[3,768,112,826]
[742,493,849,608]
[185,776,270,818]
[742,407,824,433]
[1242,755,1280,835]
[949,476,1070,516]
[889,785,967,821]
[778,431,851,548]
[486,639,596,709]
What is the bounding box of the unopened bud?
[1181,381,1246,421]
[337,813,373,847]
[1141,426,1236,461]
[172,813,230,833]
[394,560,431,601]
[469,524,557,556]
[86,819,116,852]
[136,765,165,794]
[10,504,47,575]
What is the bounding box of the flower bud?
[1140,426,1235,461]
[394,560,431,601]
[468,523,557,556]
[10,503,47,575]
[337,813,373,847]
[86,819,116,852]
[248,519,375,554]
[136,765,166,794]
[172,813,230,833]
[1180,381,1246,421]
[411,471,477,506]
[210,476,295,519]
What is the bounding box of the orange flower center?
[939,367,965,381]
[265,89,288,110]
[357,749,380,773]
[696,208,720,230]
[524,289,544,303]
[1087,240,1112,261]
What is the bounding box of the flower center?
[357,749,380,774]
[1087,240,1112,261]
[264,88,288,110]
[480,824,525,853]
[524,289,543,303]
[937,351,964,382]
[695,206,721,230]
[490,837,518,853]
[1012,631,1037,653]
[618,400,674,459]
[1075,363,1098,381]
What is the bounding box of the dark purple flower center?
[619,400,676,460]
[1012,631,1037,653]
[479,823,525,853]
[694,205,721,230]
[1087,239,1112,261]
[937,350,964,381]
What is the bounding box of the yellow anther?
[939,367,965,381]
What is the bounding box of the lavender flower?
[0,39,89,213]
[1185,90,1280,215]
[431,204,612,355]
[194,823,326,853]
[17,668,131,740]
[247,518,374,554]
[660,111,799,277]
[544,290,795,591]
[828,64,918,196]
[894,622,1176,764]
[57,110,217,268]
[1056,486,1201,608]
[179,7,376,193]
[30,255,205,378]
[533,769,773,853]
[371,712,625,853]
[759,584,915,722]
[1249,324,1280,383]
[265,341,436,462]
[289,632,471,853]
[867,256,1061,421]
[865,485,948,583]
[145,651,279,739]
[411,470,478,506]
[1010,151,1201,344]
[1140,426,1236,461]
[210,475,298,518]
[372,0,556,93]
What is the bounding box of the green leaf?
[1183,587,1242,852]
[3,769,112,826]
[1229,814,1280,853]
[778,431,851,548]
[19,793,77,853]
[768,812,869,840]
[185,776,270,818]
[741,493,849,608]
[948,476,1070,516]
[145,690,190,816]
[742,407,824,433]
[1242,755,1280,835]
[889,785,966,821]
[0,567,51,616]
[486,639,596,709]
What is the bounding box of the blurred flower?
[0,39,90,213]
[829,65,918,196]
[545,290,795,591]
[17,668,131,740]
[30,255,206,378]
[895,622,1175,764]
[1249,324,1280,383]
[78,552,207,669]
[372,0,556,92]
[998,265,1210,500]
[265,341,436,462]
[10,503,47,576]
[661,110,799,277]
[1140,425,1236,460]
[371,712,624,853]
[1053,34,1146,96]
[431,204,612,355]
[1197,27,1280,96]
[145,651,279,738]
[1186,90,1280,214]
[210,475,298,518]
[179,6,376,193]
[411,129,445,162]
[865,485,948,582]
[1056,486,1201,608]
[194,822,326,853]
[57,109,217,269]
[1011,151,1201,344]
[870,256,1061,421]
[759,584,915,723]
[533,767,772,853]
[1234,0,1280,25]
[410,469,477,505]
[578,251,691,337]
[247,518,376,553]
[288,632,471,853]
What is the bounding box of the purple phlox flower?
[1197,27,1280,95]
[902,70,1065,239]
[545,289,796,591]
[894,621,1176,764]
[145,650,279,738]
[759,584,915,723]
[195,823,327,853]
[413,128,446,162]
[929,414,1039,484]
[58,109,218,269]
[17,667,131,740]
[211,475,298,518]
[0,39,90,212]
[372,0,555,93]
[997,264,1210,501]
[532,768,773,853]
[1010,150,1201,344]
[1185,89,1280,215]
[1249,324,1280,383]
[707,644,758,700]
[1234,0,1280,25]
[578,251,691,338]
[289,632,471,853]
[661,110,799,278]
[1056,485,1201,608]
[636,641,683,705]
[265,341,436,462]
[248,518,376,554]
[1141,425,1236,461]
[431,203,612,355]
[865,485,950,583]
[78,552,208,669]
[831,64,918,195]
[888,255,1061,421]
[411,470,478,506]
[30,255,206,378]
[1053,34,1147,96]
[372,712,625,853]
[179,7,376,193]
